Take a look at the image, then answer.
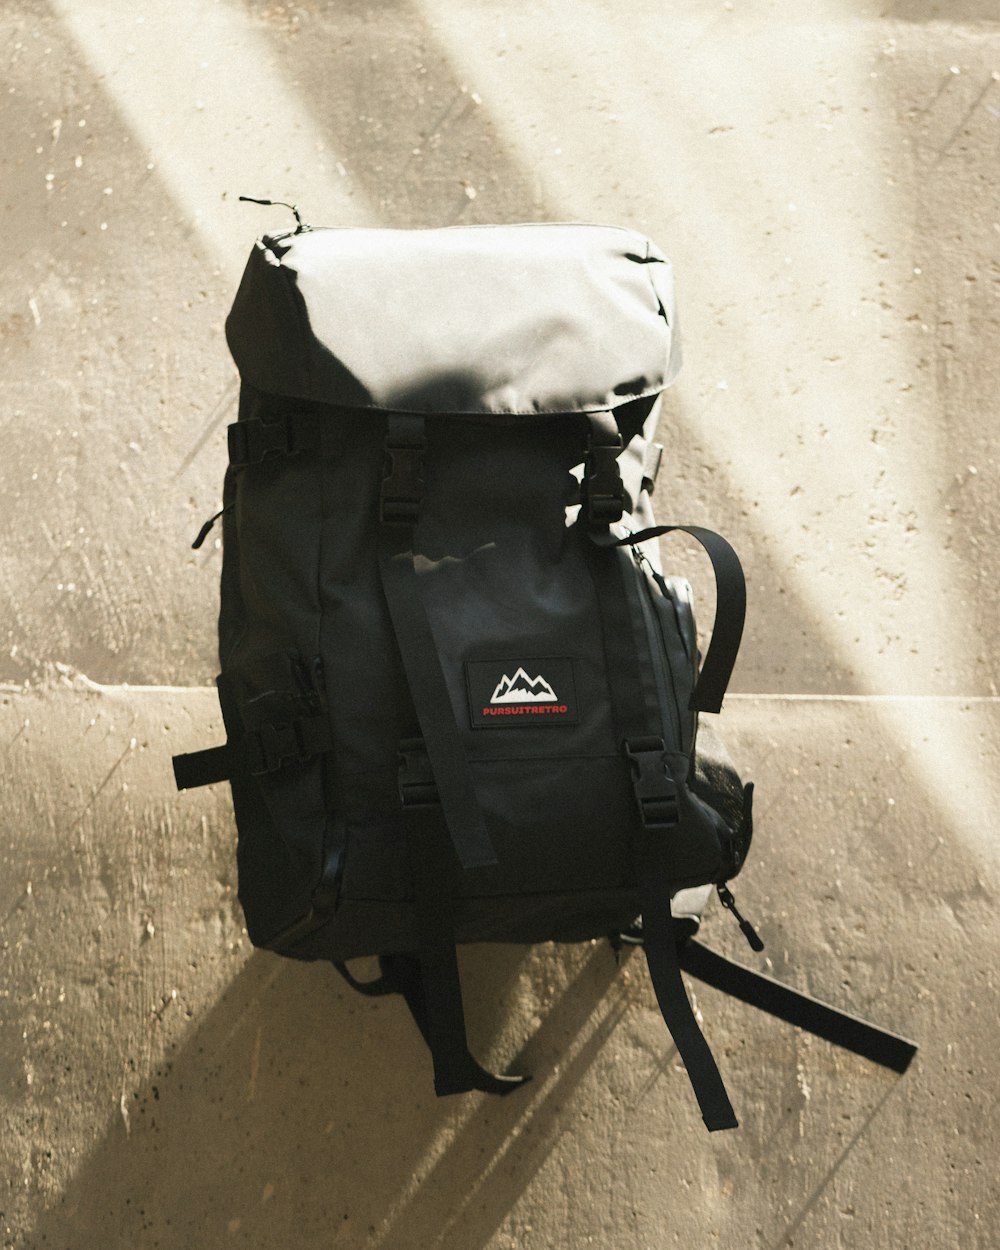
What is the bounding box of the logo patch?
[466,659,578,728]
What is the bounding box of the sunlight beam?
[50,0,377,278]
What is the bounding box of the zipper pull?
[630,541,670,596]
[630,541,650,573]
[717,883,764,952]
[239,195,311,233]
[191,504,233,550]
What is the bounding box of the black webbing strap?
[398,748,527,1096]
[588,542,738,1130]
[678,940,918,1074]
[172,712,333,790]
[173,743,234,790]
[376,414,497,871]
[612,525,746,714]
[632,770,739,1131]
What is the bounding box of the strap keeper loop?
[380,416,427,526]
[398,737,440,808]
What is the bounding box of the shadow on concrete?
[17,0,907,698]
[15,4,1000,1246]
[237,0,547,230]
[1,4,236,688]
[25,939,636,1250]
[881,0,999,18]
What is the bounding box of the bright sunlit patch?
[50,0,376,278]
[418,1,1000,863]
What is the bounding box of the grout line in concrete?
[727,693,1000,704]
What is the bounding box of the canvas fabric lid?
[225,222,681,417]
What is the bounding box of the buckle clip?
[624,738,680,831]
[582,423,625,525]
[228,419,291,467]
[246,718,317,775]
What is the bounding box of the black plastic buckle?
[624,737,680,832]
[582,427,626,525]
[228,419,292,467]
[380,421,426,524]
[397,737,439,807]
[246,719,312,775]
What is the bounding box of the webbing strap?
[590,542,660,740]
[588,541,738,1130]
[678,940,918,1074]
[172,712,333,790]
[582,412,626,526]
[173,743,234,790]
[401,794,527,1096]
[638,837,739,1130]
[376,415,497,871]
[613,525,746,714]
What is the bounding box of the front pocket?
[691,719,754,879]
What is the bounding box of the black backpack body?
[175,220,914,1129]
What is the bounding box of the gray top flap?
[225,222,681,416]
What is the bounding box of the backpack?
[173,214,915,1130]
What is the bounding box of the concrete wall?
[3,2,998,1247]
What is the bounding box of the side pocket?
[649,573,699,756]
[220,650,341,949]
[691,718,754,879]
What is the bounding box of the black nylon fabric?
[208,223,750,968]
[218,395,749,954]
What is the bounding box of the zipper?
[717,883,765,952]
[629,544,681,750]
[191,503,234,550]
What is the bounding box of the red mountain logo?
[490,668,558,704]
[466,658,578,728]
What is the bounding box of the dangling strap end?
[705,1108,739,1132]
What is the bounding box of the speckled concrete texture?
[2,2,998,1247]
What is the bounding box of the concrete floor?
[2,2,999,1247]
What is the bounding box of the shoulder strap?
[678,940,918,1073]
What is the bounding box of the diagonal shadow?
[881,0,1000,18]
[767,1082,901,1250]
[18,6,999,1249]
[24,939,650,1250]
[366,942,644,1250]
[238,0,547,229]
